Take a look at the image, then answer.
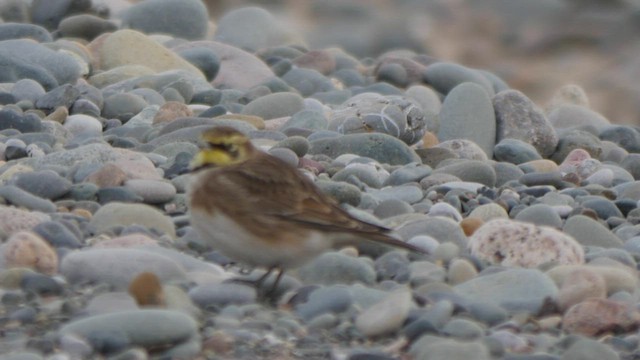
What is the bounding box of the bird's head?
[189,126,256,171]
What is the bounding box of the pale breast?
[189,208,331,269]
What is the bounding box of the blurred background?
[199,0,640,126]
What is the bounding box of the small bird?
[187,126,423,293]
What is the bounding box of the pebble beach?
[1,1,640,359]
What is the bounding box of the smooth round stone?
[397,216,467,248]
[355,288,412,337]
[0,39,82,89]
[621,154,640,180]
[90,202,176,238]
[267,147,299,167]
[11,79,46,103]
[548,264,637,296]
[189,283,256,308]
[442,318,485,340]
[97,187,143,204]
[20,272,63,297]
[0,185,57,213]
[563,215,623,248]
[551,130,602,163]
[493,90,558,157]
[35,84,80,111]
[447,258,478,285]
[0,23,51,42]
[283,67,335,97]
[241,92,304,120]
[32,220,81,248]
[518,171,565,188]
[494,138,542,164]
[272,136,310,158]
[455,268,558,313]
[123,180,177,204]
[63,114,102,137]
[433,160,496,187]
[423,62,494,96]
[61,248,186,289]
[214,6,302,52]
[0,109,41,133]
[514,204,563,228]
[385,163,432,186]
[297,252,376,286]
[295,285,353,321]
[3,231,58,275]
[469,219,584,267]
[585,168,614,187]
[58,14,117,40]
[0,205,50,236]
[176,47,220,82]
[374,251,411,282]
[281,110,328,131]
[562,338,619,360]
[556,267,606,311]
[59,309,200,357]
[332,163,386,188]
[121,0,208,40]
[374,199,414,219]
[435,139,488,161]
[548,84,590,110]
[10,169,71,200]
[102,93,147,122]
[599,125,640,153]
[467,301,508,326]
[313,179,360,207]
[368,185,424,204]
[438,82,496,157]
[376,62,409,87]
[493,162,525,187]
[98,30,202,78]
[548,104,610,131]
[428,202,462,222]
[410,338,491,360]
[309,133,420,165]
[580,198,623,219]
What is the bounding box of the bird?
[187,126,424,295]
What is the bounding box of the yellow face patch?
[190,130,253,170]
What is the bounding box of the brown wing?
[193,152,424,253]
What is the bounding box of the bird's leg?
[255,266,275,289]
[268,268,285,295]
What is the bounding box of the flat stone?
[438,83,496,158]
[90,202,176,238]
[309,133,420,165]
[121,0,209,40]
[455,268,558,313]
[59,309,200,358]
[493,89,558,157]
[355,288,413,337]
[92,29,203,78]
[563,215,623,248]
[60,248,186,289]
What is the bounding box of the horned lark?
[187,126,423,292]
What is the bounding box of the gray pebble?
[121,0,209,40]
[494,138,542,164]
[10,169,71,200]
[433,160,496,187]
[59,309,200,358]
[563,215,623,248]
[438,83,496,158]
[514,204,563,228]
[454,268,558,313]
[297,252,376,285]
[189,283,257,308]
[295,285,353,321]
